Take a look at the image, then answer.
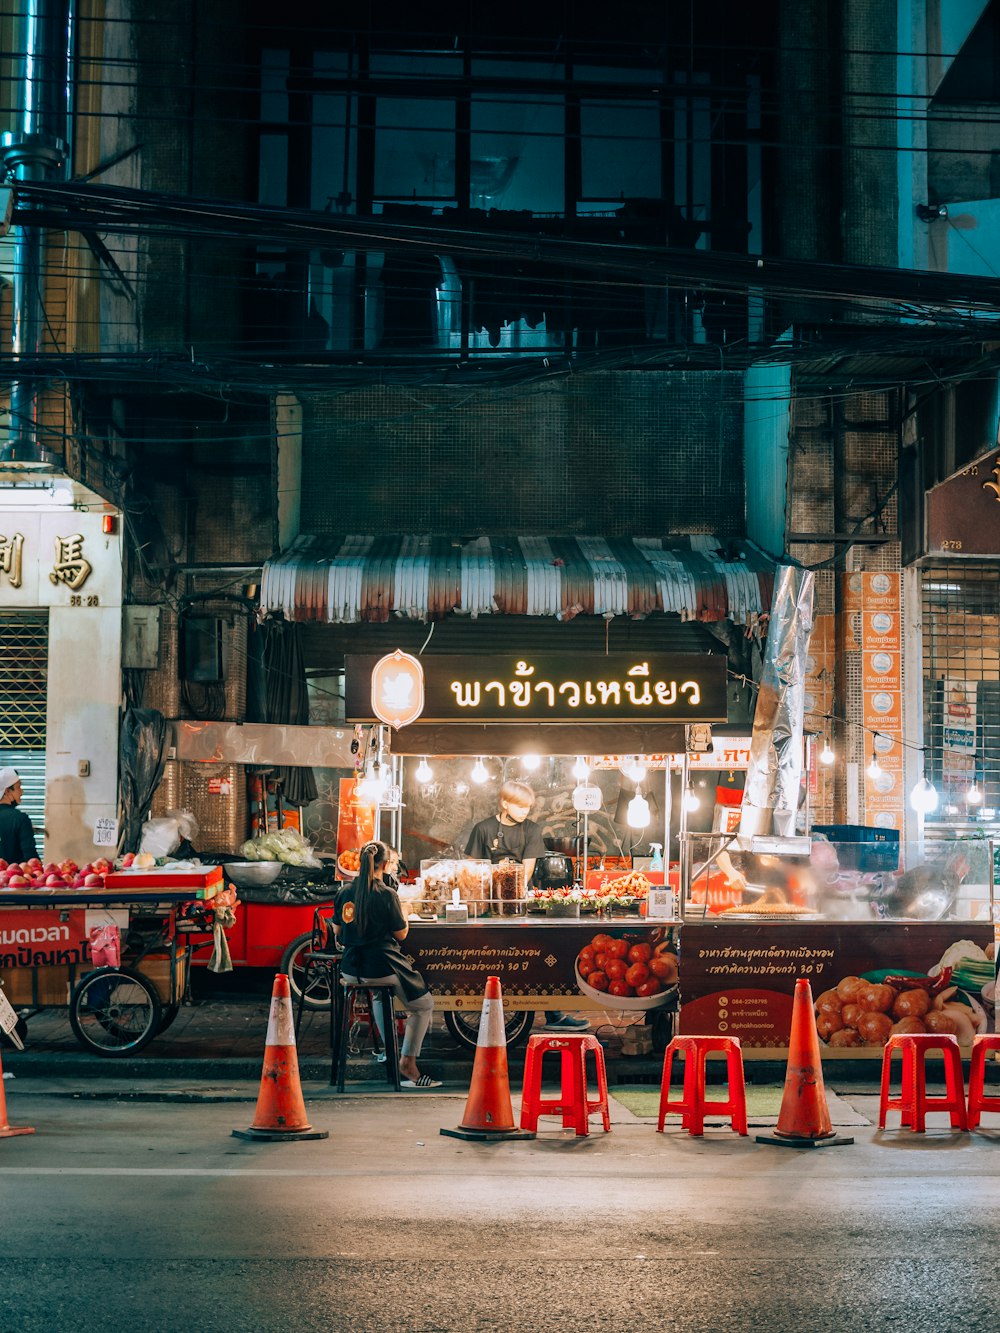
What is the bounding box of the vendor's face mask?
[503,800,532,823]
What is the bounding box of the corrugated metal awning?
[262,535,774,626]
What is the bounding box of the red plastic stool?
[656,1035,748,1136]
[967,1034,1000,1130]
[519,1034,611,1136]
[878,1032,968,1132]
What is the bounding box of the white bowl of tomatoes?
[574,928,679,1010]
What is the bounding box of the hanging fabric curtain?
[247,619,319,807]
[119,707,168,854]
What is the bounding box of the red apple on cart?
[6,863,22,877]
[83,873,103,887]
[7,875,29,887]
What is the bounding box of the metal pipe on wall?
[1,0,72,469]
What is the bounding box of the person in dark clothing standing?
[333,839,441,1088]
[0,767,37,863]
[466,779,589,1033]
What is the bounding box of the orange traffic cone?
[233,973,329,1142]
[0,1043,34,1139]
[756,978,853,1149]
[441,977,534,1141]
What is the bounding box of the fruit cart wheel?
[281,932,334,1010]
[157,1003,181,1035]
[648,1007,674,1054]
[444,1007,535,1051]
[69,967,163,1057]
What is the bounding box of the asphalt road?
[1,1084,998,1333]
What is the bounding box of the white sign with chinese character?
[0,509,122,609]
[93,817,119,847]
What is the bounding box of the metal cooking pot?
[530,852,574,890]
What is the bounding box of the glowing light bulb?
[819,741,835,766]
[682,789,700,812]
[356,763,384,805]
[415,757,433,784]
[627,791,651,829]
[522,753,541,771]
[629,756,647,783]
[471,757,489,784]
[867,754,883,780]
[965,781,983,805]
[572,755,590,782]
[909,778,939,815]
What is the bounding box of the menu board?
[336,777,375,855]
[678,920,993,1051]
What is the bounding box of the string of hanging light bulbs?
[730,669,985,817]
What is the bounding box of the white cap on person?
[0,767,19,795]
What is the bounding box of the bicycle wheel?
[281,932,335,1010]
[444,1007,535,1051]
[157,1003,181,1035]
[69,967,163,1057]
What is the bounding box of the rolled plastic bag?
[89,923,121,967]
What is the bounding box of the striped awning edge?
[261,535,775,627]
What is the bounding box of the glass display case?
[682,830,996,924]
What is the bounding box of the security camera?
[916,203,948,222]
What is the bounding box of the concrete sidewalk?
[4,984,996,1091]
[2,993,674,1084]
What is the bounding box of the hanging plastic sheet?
[740,564,814,839]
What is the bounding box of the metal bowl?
[224,861,284,888]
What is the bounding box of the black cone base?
[232,1127,329,1141]
[755,1131,854,1149]
[440,1125,536,1142]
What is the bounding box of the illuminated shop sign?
[370,649,426,728]
[346,653,727,724]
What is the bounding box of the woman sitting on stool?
[333,839,441,1089]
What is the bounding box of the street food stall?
[0,862,231,1055]
[319,643,997,1059]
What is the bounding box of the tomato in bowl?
[574,929,678,1010]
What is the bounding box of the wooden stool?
[333,980,401,1093]
[966,1034,1000,1130]
[519,1033,611,1136]
[657,1035,748,1136]
[878,1032,968,1132]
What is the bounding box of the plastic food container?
[491,859,525,916]
[419,859,491,916]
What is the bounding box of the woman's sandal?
[400,1074,443,1089]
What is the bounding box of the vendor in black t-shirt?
[465,779,548,883]
[465,779,589,1034]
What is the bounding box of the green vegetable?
[239,829,321,868]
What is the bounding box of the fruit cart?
[0,867,228,1056]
